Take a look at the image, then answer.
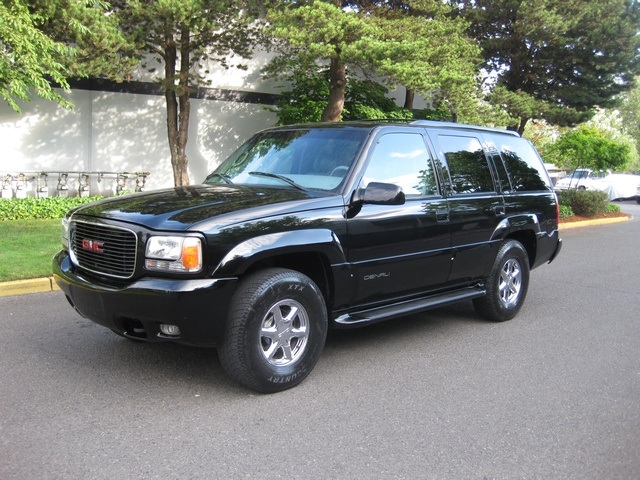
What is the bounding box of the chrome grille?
[71,221,137,278]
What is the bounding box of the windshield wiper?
[248,171,308,192]
[205,173,233,185]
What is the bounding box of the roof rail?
[351,118,413,123]
[409,119,520,137]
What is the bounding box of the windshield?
[568,170,590,179]
[204,128,368,192]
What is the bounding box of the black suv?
[54,120,562,392]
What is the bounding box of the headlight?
[145,236,203,273]
[61,217,70,249]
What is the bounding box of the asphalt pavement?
[1,201,639,479]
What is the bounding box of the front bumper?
[53,251,238,346]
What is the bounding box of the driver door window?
[362,133,438,197]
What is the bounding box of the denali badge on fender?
[364,273,391,281]
[54,120,562,394]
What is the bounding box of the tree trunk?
[321,54,346,122]
[403,88,415,110]
[508,118,528,136]
[163,29,191,187]
[517,117,528,136]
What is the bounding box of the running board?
[333,286,486,327]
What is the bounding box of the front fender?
[214,229,347,277]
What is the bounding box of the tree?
[3,1,245,187]
[0,0,74,112]
[618,76,640,163]
[357,0,483,120]
[102,1,260,187]
[456,0,640,134]
[585,108,640,172]
[1,0,134,112]
[267,1,367,122]
[266,0,480,122]
[544,126,632,172]
[269,68,413,124]
[34,0,138,81]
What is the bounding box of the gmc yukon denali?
[54,120,562,393]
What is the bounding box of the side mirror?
[353,182,405,206]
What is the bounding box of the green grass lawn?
[0,219,62,282]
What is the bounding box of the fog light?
[160,324,181,336]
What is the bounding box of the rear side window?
[496,136,551,192]
[438,135,495,194]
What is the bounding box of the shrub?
[558,189,609,217]
[605,203,621,213]
[556,189,576,207]
[0,196,103,221]
[559,204,574,218]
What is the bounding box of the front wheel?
[473,240,530,322]
[218,268,328,393]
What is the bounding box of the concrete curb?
[0,214,633,297]
[559,215,630,230]
[0,277,60,297]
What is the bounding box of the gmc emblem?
[81,239,105,254]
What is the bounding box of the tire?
[473,240,530,322]
[218,268,328,393]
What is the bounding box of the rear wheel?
[474,240,530,322]
[218,268,328,393]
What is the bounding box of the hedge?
[2,191,623,221]
[557,189,610,217]
[0,196,103,221]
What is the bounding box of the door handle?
[436,210,449,223]
[494,205,506,216]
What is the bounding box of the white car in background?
[555,169,640,200]
[554,169,603,191]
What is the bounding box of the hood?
[72,184,339,231]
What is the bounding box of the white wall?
[0,88,277,197]
[0,90,91,174]
[0,46,429,198]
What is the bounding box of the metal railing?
[1,171,150,199]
